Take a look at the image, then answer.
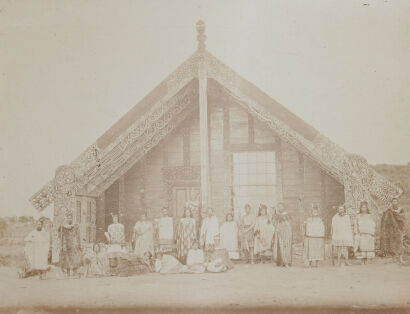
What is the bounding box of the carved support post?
[199,60,210,211]
[52,165,77,263]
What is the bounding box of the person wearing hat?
[303,204,325,267]
[21,218,50,279]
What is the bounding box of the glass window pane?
[266,163,275,174]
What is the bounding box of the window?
[87,201,92,223]
[232,151,276,219]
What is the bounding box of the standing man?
[200,208,220,261]
[22,219,50,279]
[331,205,354,266]
[380,198,406,264]
[59,210,83,277]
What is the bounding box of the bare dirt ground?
[1,259,409,314]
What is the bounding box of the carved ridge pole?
[197,20,211,212]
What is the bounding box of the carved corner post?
[52,165,77,263]
[197,20,211,213]
[118,175,125,221]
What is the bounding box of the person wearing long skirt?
[239,204,255,264]
[220,212,239,260]
[132,212,154,258]
[303,204,325,267]
[355,201,376,264]
[332,205,354,266]
[105,214,126,269]
[59,210,83,277]
[380,198,406,264]
[21,219,50,279]
[176,208,197,263]
[272,203,293,267]
[253,204,274,262]
[200,208,220,261]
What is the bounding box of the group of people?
[20,198,407,279]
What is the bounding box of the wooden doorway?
[172,186,200,218]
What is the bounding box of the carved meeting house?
[30,21,402,258]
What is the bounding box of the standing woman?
[331,205,354,266]
[303,204,325,267]
[272,202,293,267]
[220,212,240,260]
[253,204,275,262]
[240,204,256,264]
[355,201,376,264]
[176,208,197,264]
[132,212,154,258]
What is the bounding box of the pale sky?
[1,0,410,217]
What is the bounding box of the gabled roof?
[29,21,402,212]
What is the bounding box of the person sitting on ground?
[19,218,50,279]
[140,251,155,272]
[155,251,185,274]
[206,246,234,273]
[184,241,206,274]
[83,243,109,278]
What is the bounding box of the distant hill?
[372,163,410,209]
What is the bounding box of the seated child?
[184,241,205,274]
[140,251,155,272]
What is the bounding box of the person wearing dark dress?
[380,198,406,264]
[59,210,83,277]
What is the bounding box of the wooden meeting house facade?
[30,21,402,260]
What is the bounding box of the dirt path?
[1,261,409,313]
